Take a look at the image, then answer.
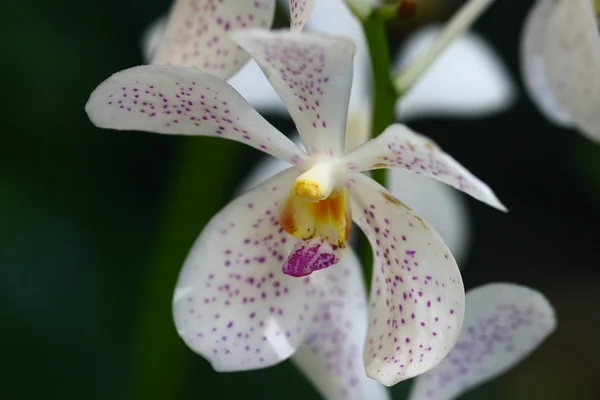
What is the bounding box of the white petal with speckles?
[396,26,516,119]
[543,0,600,141]
[306,0,370,110]
[289,0,316,31]
[152,0,276,80]
[388,169,470,264]
[520,0,573,127]
[291,248,390,400]
[173,168,325,371]
[348,173,465,387]
[408,283,556,400]
[85,65,305,164]
[342,124,506,212]
[232,29,355,157]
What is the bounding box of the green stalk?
[128,138,236,400]
[359,16,400,287]
[394,0,495,95]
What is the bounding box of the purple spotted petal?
[542,0,600,141]
[85,65,305,165]
[348,173,465,387]
[282,237,342,277]
[342,124,506,212]
[520,0,573,127]
[289,0,315,31]
[152,0,275,80]
[232,30,355,157]
[173,167,330,371]
[292,248,390,400]
[408,283,556,400]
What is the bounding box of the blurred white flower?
[521,0,600,141]
[397,25,515,119]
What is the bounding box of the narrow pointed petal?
[408,283,556,400]
[152,0,275,80]
[388,169,470,263]
[348,173,465,386]
[542,0,600,140]
[85,65,305,164]
[396,26,516,119]
[292,248,391,400]
[173,168,321,371]
[306,0,371,110]
[341,107,471,261]
[520,0,573,127]
[342,124,506,211]
[289,0,316,31]
[232,30,355,156]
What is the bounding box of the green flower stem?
[129,138,237,400]
[360,16,400,288]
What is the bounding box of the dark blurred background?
[2,0,599,399]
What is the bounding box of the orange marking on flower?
[372,162,389,168]
[279,198,297,235]
[279,189,352,248]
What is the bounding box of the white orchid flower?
[409,283,556,400]
[521,0,600,141]
[235,0,514,261]
[86,29,506,389]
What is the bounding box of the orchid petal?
[307,0,371,110]
[520,0,573,127]
[348,173,465,386]
[173,167,323,371]
[152,0,275,80]
[543,0,600,140]
[388,169,470,263]
[396,26,516,119]
[342,124,506,211]
[85,65,305,164]
[232,29,355,156]
[291,248,391,400]
[408,283,556,400]
[289,0,316,31]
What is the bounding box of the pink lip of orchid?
[521,0,600,142]
[85,27,507,389]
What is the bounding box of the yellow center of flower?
[279,163,351,248]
